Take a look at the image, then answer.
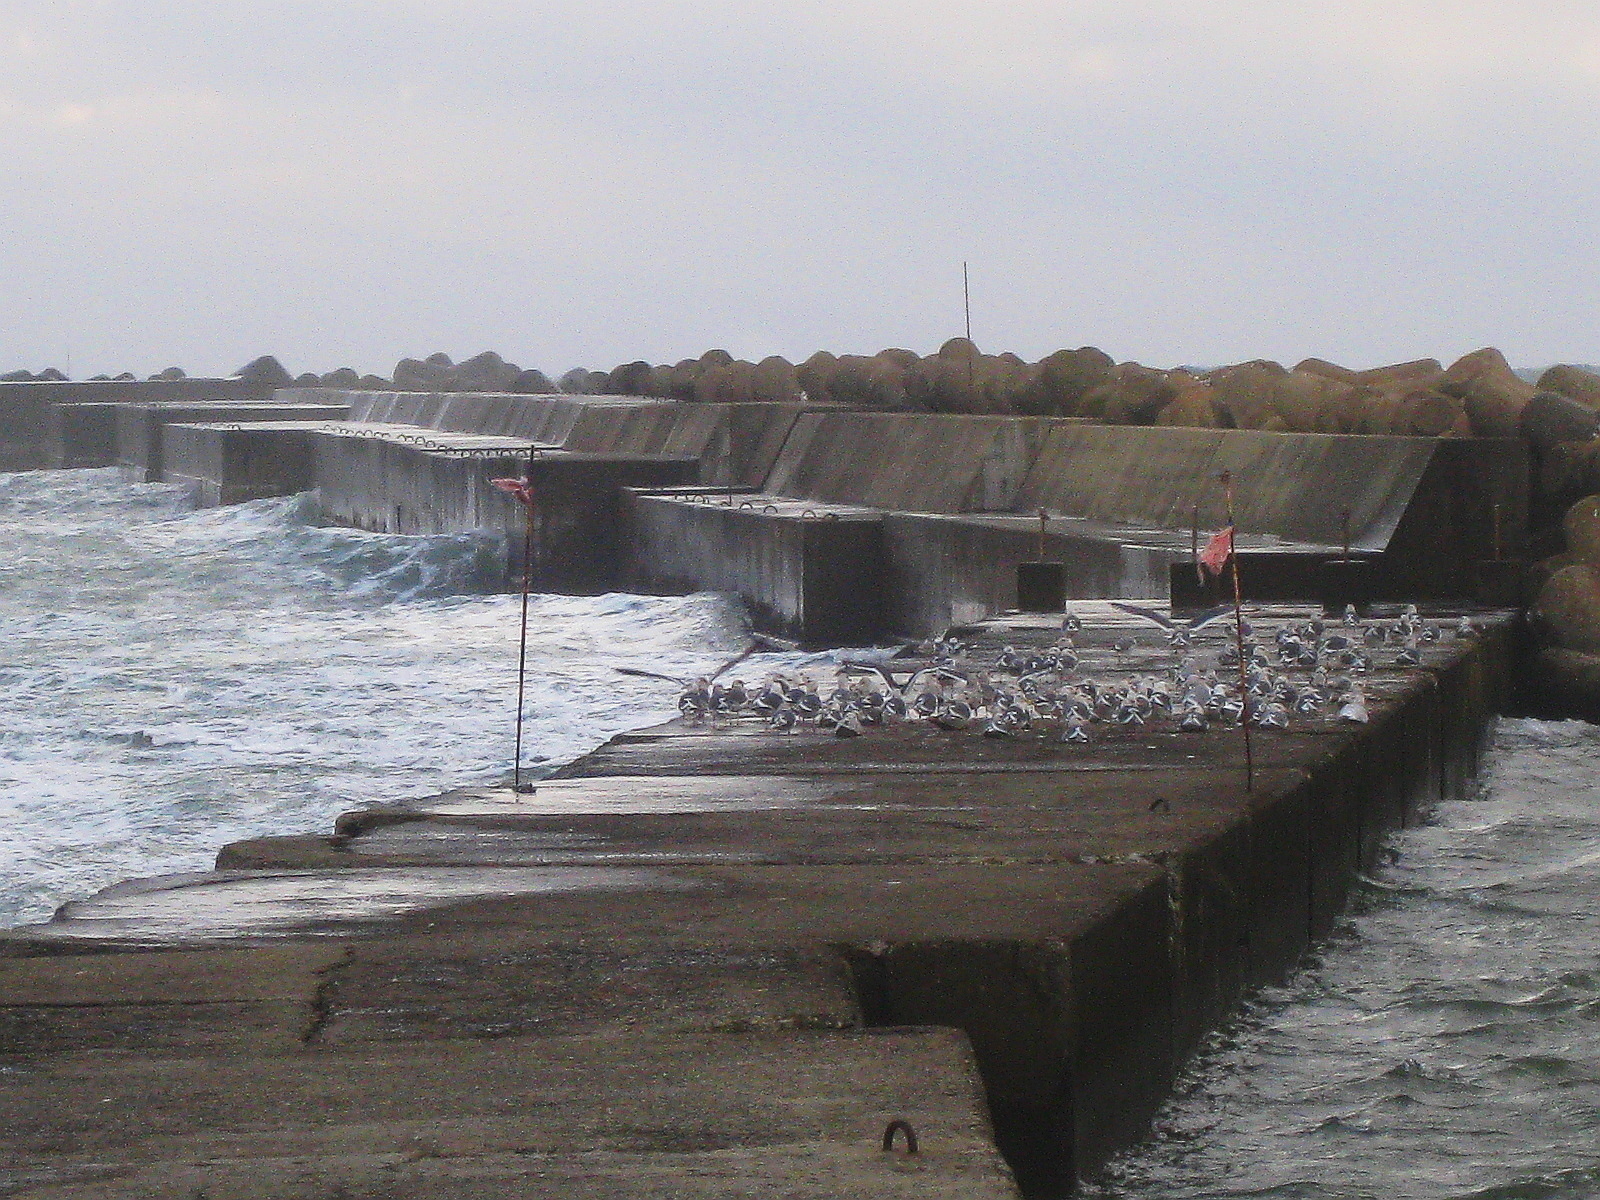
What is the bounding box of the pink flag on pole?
[491,477,534,505]
[1199,525,1234,578]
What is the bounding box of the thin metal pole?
[1341,507,1351,562]
[512,489,535,794]
[1222,471,1254,792]
[960,259,972,342]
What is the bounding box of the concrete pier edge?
[1,605,1517,1197]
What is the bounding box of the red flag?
[1199,525,1233,578]
[491,477,534,505]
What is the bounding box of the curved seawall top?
[282,389,816,488]
[1014,424,1437,548]
[757,412,1438,546]
[762,411,1056,513]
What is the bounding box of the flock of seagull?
[671,604,1480,744]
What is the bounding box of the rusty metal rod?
[512,485,536,794]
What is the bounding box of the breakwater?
[17,382,1528,641]
[1,596,1516,1196]
[0,369,1570,1195]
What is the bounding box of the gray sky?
[3,1,1598,378]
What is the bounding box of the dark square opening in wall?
[1017,562,1066,612]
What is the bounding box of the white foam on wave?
[0,470,761,927]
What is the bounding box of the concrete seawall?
[282,389,819,489]
[624,410,1529,640]
[115,402,352,483]
[625,492,887,644]
[1,604,1516,1196]
[8,386,1531,640]
[0,378,281,471]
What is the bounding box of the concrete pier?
[0,386,1542,1190]
[11,387,1530,636]
[1,603,1515,1197]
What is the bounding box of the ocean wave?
[0,474,759,928]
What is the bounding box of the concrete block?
[45,403,120,469]
[113,403,350,483]
[880,514,1171,635]
[625,493,886,644]
[1016,425,1436,549]
[521,453,701,592]
[313,433,697,590]
[162,421,327,505]
[1,378,279,472]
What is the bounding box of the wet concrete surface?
[20,867,693,945]
[0,604,1517,1197]
[2,1026,1013,1199]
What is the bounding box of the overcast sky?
[2,1,1597,378]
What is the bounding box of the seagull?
[615,640,760,687]
[713,679,749,714]
[981,712,1020,738]
[677,678,712,721]
[793,684,823,720]
[1060,718,1091,744]
[851,692,882,726]
[1110,602,1235,647]
[1337,688,1369,723]
[933,698,974,731]
[753,680,787,716]
[1252,701,1290,729]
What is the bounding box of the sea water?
[1093,717,1600,1199]
[0,469,781,928]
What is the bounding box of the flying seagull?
[612,640,761,686]
[1110,602,1236,646]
